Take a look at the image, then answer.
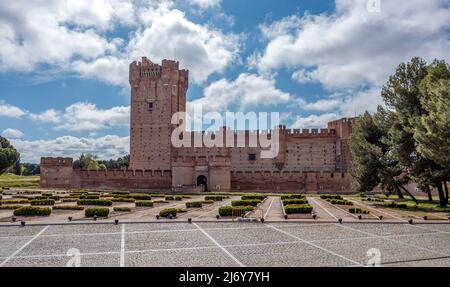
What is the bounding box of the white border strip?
[120,224,126,267]
[193,223,245,267]
[0,225,49,267]
[308,197,338,220]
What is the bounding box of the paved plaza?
[0,221,449,267]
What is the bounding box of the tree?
[73,154,100,171]
[0,136,20,175]
[381,57,448,206]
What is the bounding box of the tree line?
[350,58,449,207]
[73,154,129,171]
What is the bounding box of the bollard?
[115,219,119,225]
[284,214,288,220]
[11,217,16,223]
[168,214,173,220]
[156,215,160,220]
[423,216,427,221]
[20,221,26,227]
[312,214,317,220]
[338,218,343,224]
[379,215,383,221]
[188,218,192,224]
[260,218,265,223]
[408,219,414,224]
[216,215,220,220]
[68,216,72,222]
[358,215,362,220]
[93,215,97,221]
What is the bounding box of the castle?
[41,58,355,193]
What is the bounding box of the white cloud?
[2,128,24,139]
[0,102,26,118]
[12,135,130,163]
[189,0,221,9]
[290,113,339,129]
[55,102,130,132]
[253,0,450,90]
[188,73,291,114]
[71,56,130,86]
[29,109,61,124]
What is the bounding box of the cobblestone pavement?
[0,222,449,267]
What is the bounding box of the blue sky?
[1,0,449,162]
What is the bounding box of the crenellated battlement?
[40,157,73,167]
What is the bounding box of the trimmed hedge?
[62,197,78,202]
[282,199,308,205]
[386,202,408,209]
[130,194,152,200]
[218,206,254,217]
[205,196,227,201]
[165,196,182,201]
[241,194,266,201]
[281,194,306,200]
[1,199,30,204]
[112,191,130,195]
[53,205,84,210]
[112,197,135,203]
[284,204,313,214]
[186,201,203,208]
[231,199,261,207]
[114,207,131,212]
[77,199,112,206]
[177,208,187,213]
[201,200,214,204]
[348,207,369,214]
[80,195,100,199]
[328,199,353,206]
[31,199,55,206]
[320,195,343,200]
[0,205,21,210]
[14,206,52,216]
[85,207,109,217]
[135,200,154,207]
[159,208,177,218]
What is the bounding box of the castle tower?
[129,57,189,171]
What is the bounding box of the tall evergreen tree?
[0,136,20,175]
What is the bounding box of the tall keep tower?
[129,57,189,171]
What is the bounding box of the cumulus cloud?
[290,113,339,129]
[253,0,450,90]
[188,73,291,114]
[29,109,61,124]
[12,135,130,163]
[2,128,24,139]
[0,102,26,118]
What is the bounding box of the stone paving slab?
[276,224,368,241]
[3,253,120,267]
[126,230,213,251]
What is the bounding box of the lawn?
[0,173,40,189]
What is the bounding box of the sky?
[0,0,449,163]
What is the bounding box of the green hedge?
[159,208,177,217]
[0,205,21,210]
[328,199,353,206]
[281,194,306,200]
[77,199,112,206]
[62,198,78,202]
[112,191,130,195]
[284,204,313,214]
[320,195,343,200]
[79,195,100,199]
[31,199,55,206]
[218,206,254,217]
[165,196,182,201]
[130,194,152,200]
[348,207,369,214]
[114,207,131,212]
[186,201,203,208]
[231,199,261,207]
[135,200,154,207]
[1,199,30,204]
[85,207,110,217]
[14,206,52,216]
[53,205,84,210]
[204,196,227,201]
[112,197,135,203]
[386,202,407,209]
[241,194,266,201]
[201,200,214,204]
[282,199,308,205]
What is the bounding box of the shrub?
[218,206,254,217]
[159,208,177,217]
[80,195,100,199]
[386,202,407,209]
[77,199,112,206]
[176,208,187,213]
[1,199,30,204]
[53,205,84,210]
[186,201,203,208]
[85,207,110,217]
[130,194,152,200]
[135,201,154,207]
[205,196,227,201]
[284,204,313,214]
[201,200,214,204]
[0,205,21,210]
[114,207,131,212]
[14,206,51,216]
[112,197,135,203]
[231,199,260,207]
[153,200,169,204]
[165,196,174,200]
[329,199,353,205]
[320,194,343,200]
[241,194,266,201]
[62,197,78,202]
[112,191,130,195]
[349,207,369,214]
[282,199,308,205]
[281,194,305,200]
[31,199,55,206]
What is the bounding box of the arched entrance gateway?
[197,175,208,192]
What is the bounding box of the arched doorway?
[197,175,208,192]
